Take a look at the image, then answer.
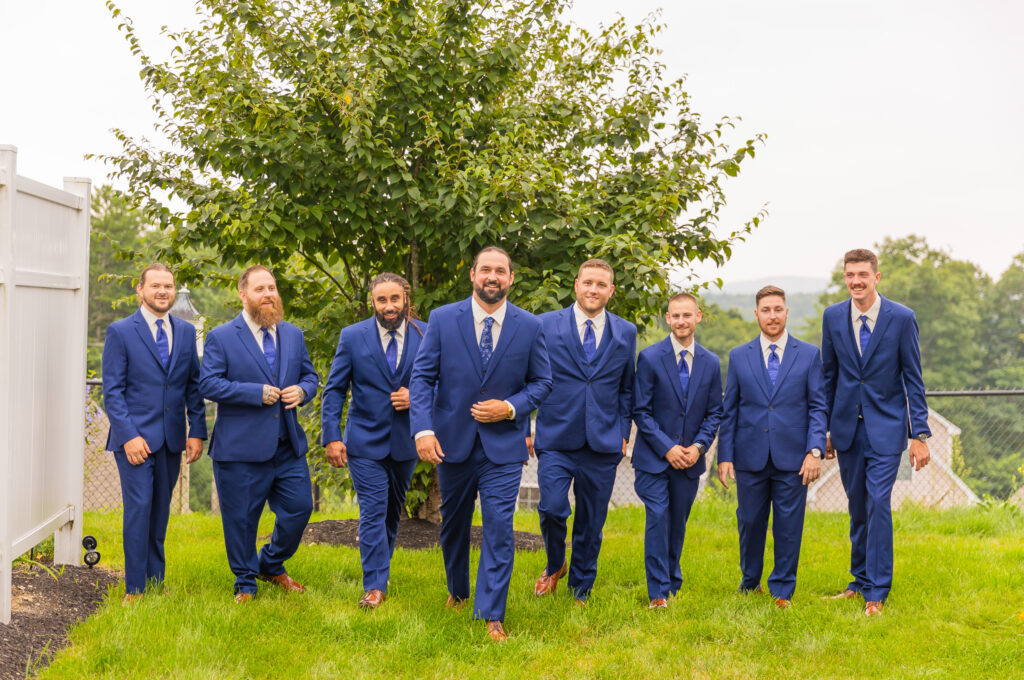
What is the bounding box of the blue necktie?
[480,317,494,368]
[262,327,276,372]
[767,344,780,385]
[859,315,872,356]
[678,350,689,400]
[155,319,169,369]
[583,319,597,363]
[385,330,398,375]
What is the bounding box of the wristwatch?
[694,442,707,456]
[914,433,930,442]
[809,448,822,459]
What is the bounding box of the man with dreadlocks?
[321,272,429,609]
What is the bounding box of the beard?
[140,290,174,314]
[245,295,285,328]
[473,280,508,305]
[375,302,409,331]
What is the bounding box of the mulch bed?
[303,518,544,551]
[1,563,118,680]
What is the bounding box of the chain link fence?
[84,385,1024,514]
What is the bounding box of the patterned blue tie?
[385,330,398,375]
[767,344,780,385]
[677,350,689,399]
[155,319,169,369]
[262,327,276,372]
[583,319,597,363]
[480,317,495,368]
[859,315,872,356]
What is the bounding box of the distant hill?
[705,277,829,324]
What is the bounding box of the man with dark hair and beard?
[410,246,552,642]
[321,272,428,609]
[200,265,319,602]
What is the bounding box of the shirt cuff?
[414,430,435,440]
[503,400,516,420]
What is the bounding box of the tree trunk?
[415,468,443,524]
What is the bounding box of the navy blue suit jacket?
[320,316,428,461]
[718,335,828,472]
[409,298,552,465]
[821,296,930,455]
[200,314,319,462]
[632,337,724,477]
[102,309,207,453]
[534,306,636,454]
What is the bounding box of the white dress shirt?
[139,305,173,353]
[851,294,881,355]
[573,303,607,349]
[669,334,695,373]
[377,320,406,369]
[471,296,507,347]
[759,330,789,368]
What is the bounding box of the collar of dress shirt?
[572,302,606,333]
[759,330,789,359]
[471,296,508,327]
[377,319,406,342]
[139,304,170,330]
[242,308,276,336]
[669,334,695,362]
[851,293,881,326]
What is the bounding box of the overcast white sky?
[2,1,1021,286]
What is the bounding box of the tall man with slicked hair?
[821,248,931,616]
[410,246,552,642]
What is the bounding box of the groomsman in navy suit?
[103,263,206,603]
[410,246,552,642]
[717,286,827,608]
[200,265,320,602]
[321,272,428,609]
[632,293,723,609]
[821,249,930,616]
[532,259,636,603]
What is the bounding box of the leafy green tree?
[695,303,760,384]
[102,0,764,515]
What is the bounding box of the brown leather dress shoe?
[358,589,386,609]
[486,620,507,642]
[256,572,306,593]
[445,594,467,610]
[864,601,884,616]
[648,598,668,610]
[234,592,254,603]
[775,598,791,609]
[122,593,143,605]
[826,588,860,600]
[534,561,568,597]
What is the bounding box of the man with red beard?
[200,265,320,602]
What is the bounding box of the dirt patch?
[303,518,544,552]
[1,563,118,680]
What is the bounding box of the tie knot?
[155,319,163,328]
[680,349,687,361]
[860,315,869,324]
[769,344,777,352]
[261,326,271,334]
[585,319,593,328]
[483,317,494,329]
[388,329,397,338]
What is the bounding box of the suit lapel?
[400,319,426,383]
[483,303,521,384]
[456,300,484,380]
[165,316,185,375]
[590,313,619,374]
[860,296,891,367]
[687,342,708,403]
[234,314,275,383]
[132,310,165,371]
[770,337,800,398]
[362,319,395,384]
[659,337,686,409]
[560,307,588,374]
[746,339,772,399]
[839,301,861,369]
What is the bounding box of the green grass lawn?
[41,499,1024,679]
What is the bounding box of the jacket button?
[166,384,170,388]
[274,414,279,419]
[768,406,773,411]
[480,389,485,394]
[764,428,769,432]
[860,380,865,384]
[165,407,169,412]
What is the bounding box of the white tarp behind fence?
[0,145,91,624]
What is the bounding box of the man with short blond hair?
[200,265,319,602]
[102,263,206,603]
[532,258,636,604]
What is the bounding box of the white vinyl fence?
[0,145,91,624]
